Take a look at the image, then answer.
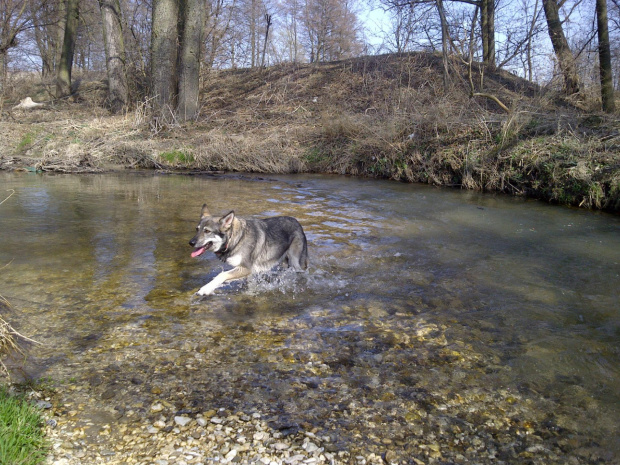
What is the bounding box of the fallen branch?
[473,92,511,113]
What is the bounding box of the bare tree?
[30,0,65,77]
[480,0,494,66]
[302,0,362,62]
[178,0,205,119]
[99,0,128,112]
[0,0,30,93]
[150,0,206,121]
[379,0,497,66]
[279,0,303,61]
[542,0,581,95]
[204,0,234,69]
[595,0,615,111]
[150,0,178,112]
[436,0,450,86]
[261,12,272,66]
[56,0,79,98]
[524,0,542,81]
[122,0,152,76]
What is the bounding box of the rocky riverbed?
[42,403,356,465]
[27,305,617,465]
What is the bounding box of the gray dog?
[190,204,308,295]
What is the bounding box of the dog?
[189,204,308,296]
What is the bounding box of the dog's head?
[189,204,235,257]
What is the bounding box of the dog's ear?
[201,203,211,218]
[220,211,235,230]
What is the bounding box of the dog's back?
[241,216,308,273]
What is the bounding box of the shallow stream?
[1,172,619,464]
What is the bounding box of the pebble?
[36,400,53,409]
[154,420,166,429]
[151,403,164,412]
[304,442,320,453]
[174,416,192,426]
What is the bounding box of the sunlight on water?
[0,172,619,462]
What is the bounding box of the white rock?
[304,442,320,453]
[174,416,192,427]
[284,454,307,464]
[151,403,164,412]
[225,449,238,461]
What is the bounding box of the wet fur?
[189,204,308,295]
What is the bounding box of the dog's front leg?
[197,266,251,296]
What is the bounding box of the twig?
[0,189,15,206]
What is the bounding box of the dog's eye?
[203,227,211,233]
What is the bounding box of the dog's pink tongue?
[191,247,206,258]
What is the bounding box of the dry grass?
[0,283,33,379]
[0,309,24,378]
[1,53,618,211]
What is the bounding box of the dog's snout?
[189,238,196,247]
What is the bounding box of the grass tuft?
[0,387,48,465]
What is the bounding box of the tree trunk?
[525,0,539,81]
[542,0,580,95]
[56,0,79,98]
[99,0,128,113]
[595,0,615,112]
[151,0,179,112]
[261,13,272,67]
[436,0,450,88]
[250,0,257,67]
[178,0,204,120]
[55,0,67,73]
[480,0,495,67]
[0,53,6,96]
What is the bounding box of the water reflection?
[0,172,619,462]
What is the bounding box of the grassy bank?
[1,53,619,211]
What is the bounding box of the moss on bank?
[1,53,618,212]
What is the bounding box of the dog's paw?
[196,285,215,296]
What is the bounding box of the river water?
[0,172,619,464]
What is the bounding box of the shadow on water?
[0,172,619,463]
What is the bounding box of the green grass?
[159,150,194,164]
[0,386,48,465]
[15,133,36,153]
